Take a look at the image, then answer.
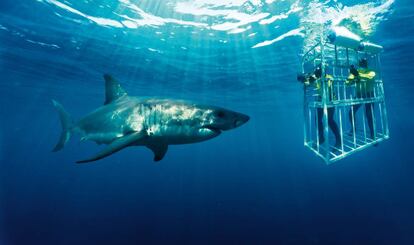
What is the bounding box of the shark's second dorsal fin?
[104,74,127,105]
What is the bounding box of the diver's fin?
[103,74,128,105]
[76,131,147,164]
[52,100,73,152]
[146,143,168,162]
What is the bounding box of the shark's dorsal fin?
[104,74,127,105]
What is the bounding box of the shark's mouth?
[201,125,222,134]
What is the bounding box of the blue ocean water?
[1,0,414,244]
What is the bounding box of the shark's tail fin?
[52,100,73,152]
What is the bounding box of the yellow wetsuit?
[305,74,334,101]
[347,68,376,97]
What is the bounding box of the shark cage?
[301,26,390,164]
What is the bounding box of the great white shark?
[52,74,250,163]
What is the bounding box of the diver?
[298,65,342,148]
[347,58,376,140]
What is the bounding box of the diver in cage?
[346,58,376,140]
[297,65,342,148]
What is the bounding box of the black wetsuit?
[315,77,341,148]
[317,107,341,147]
[349,92,375,139]
[306,75,341,148]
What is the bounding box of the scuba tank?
[327,26,362,49]
[359,41,383,54]
[327,26,383,54]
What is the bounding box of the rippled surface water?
[1,0,414,244]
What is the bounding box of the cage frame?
[301,35,390,164]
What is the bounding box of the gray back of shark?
[52,74,250,163]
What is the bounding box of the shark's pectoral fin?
[146,143,168,162]
[76,131,147,164]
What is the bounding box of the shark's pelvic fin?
[103,74,128,105]
[76,131,147,164]
[52,100,73,152]
[146,143,168,162]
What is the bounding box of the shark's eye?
[216,111,225,118]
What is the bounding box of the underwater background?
[0,0,413,244]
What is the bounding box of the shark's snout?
[234,114,250,128]
[216,112,250,131]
